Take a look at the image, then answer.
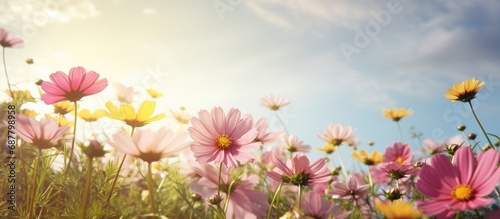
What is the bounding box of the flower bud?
[384,188,404,201]
[82,140,106,158]
[445,144,461,156]
[468,133,477,140]
[208,195,223,205]
[457,124,466,131]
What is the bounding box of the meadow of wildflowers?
[1,27,500,219]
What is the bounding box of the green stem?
[336,149,348,179]
[223,181,235,215]
[468,101,494,149]
[217,162,223,197]
[274,111,289,135]
[461,131,472,147]
[267,181,284,219]
[147,162,157,216]
[297,185,302,209]
[396,121,404,143]
[82,157,93,219]
[2,47,13,96]
[102,127,134,210]
[65,101,78,174]
[28,149,41,219]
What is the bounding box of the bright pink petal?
[49,71,71,92]
[454,147,476,184]
[69,66,86,90]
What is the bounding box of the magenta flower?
[41,66,108,104]
[15,115,68,150]
[317,123,356,146]
[383,142,413,164]
[281,134,311,153]
[416,147,500,218]
[190,164,269,219]
[330,175,369,201]
[260,94,290,110]
[0,28,23,48]
[267,152,331,187]
[188,107,261,168]
[253,117,282,145]
[111,127,190,163]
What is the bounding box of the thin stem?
[147,162,157,216]
[297,185,302,209]
[217,162,223,197]
[28,149,41,219]
[396,121,404,143]
[267,181,284,219]
[461,131,472,147]
[102,127,134,210]
[223,181,235,214]
[82,157,93,219]
[468,101,494,148]
[274,111,289,135]
[367,168,374,192]
[336,149,348,179]
[65,101,79,174]
[3,47,13,95]
[102,154,127,210]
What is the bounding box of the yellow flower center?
[451,184,474,201]
[395,156,404,164]
[216,134,232,149]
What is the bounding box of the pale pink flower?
[253,117,282,145]
[267,152,331,188]
[111,127,190,163]
[317,123,356,146]
[300,191,334,219]
[423,135,463,155]
[260,94,290,110]
[190,164,269,219]
[330,175,369,201]
[113,82,134,103]
[383,142,413,164]
[188,107,261,168]
[41,66,108,104]
[0,28,23,48]
[369,166,391,185]
[261,145,286,170]
[15,115,68,150]
[281,134,311,153]
[417,147,500,218]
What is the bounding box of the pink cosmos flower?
[188,107,261,168]
[267,152,331,188]
[113,82,134,103]
[330,175,369,201]
[261,145,286,170]
[41,66,108,104]
[15,115,68,150]
[281,134,311,153]
[301,191,350,219]
[0,28,23,48]
[379,161,420,181]
[190,164,269,219]
[253,117,282,145]
[317,123,356,146]
[416,146,500,218]
[111,127,190,163]
[383,142,413,164]
[260,94,290,110]
[422,135,463,155]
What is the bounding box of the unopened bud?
[457,124,466,131]
[468,133,477,140]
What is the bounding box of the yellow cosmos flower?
[22,109,38,117]
[53,101,77,115]
[7,90,35,102]
[382,107,413,122]
[317,142,339,154]
[78,109,105,122]
[45,114,74,127]
[444,77,485,102]
[351,149,383,166]
[104,100,165,128]
[146,88,163,98]
[375,201,423,219]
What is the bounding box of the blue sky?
[2,0,500,168]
